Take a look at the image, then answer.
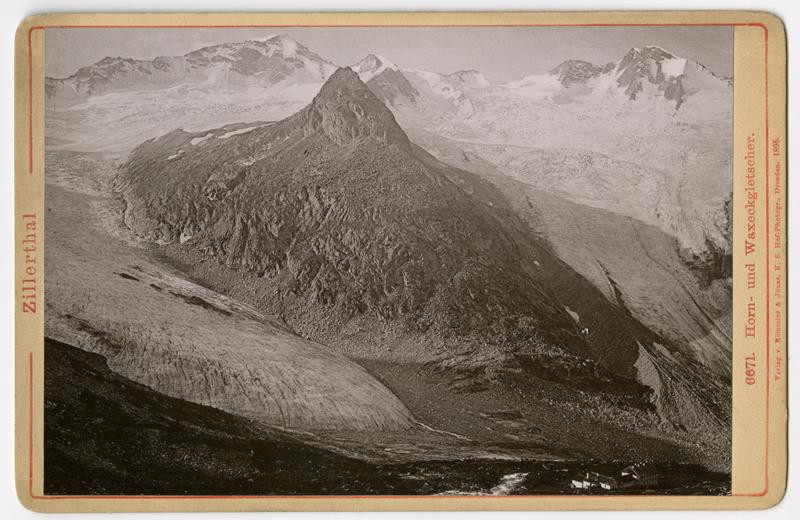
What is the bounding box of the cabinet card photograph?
[14,11,786,512]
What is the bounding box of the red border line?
[28,352,33,494]
[730,22,771,499]
[28,28,35,175]
[762,20,770,498]
[26,20,770,501]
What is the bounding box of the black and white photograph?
[42,25,733,496]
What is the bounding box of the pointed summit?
[300,67,412,148]
[351,54,398,82]
[617,45,680,76]
[350,55,419,108]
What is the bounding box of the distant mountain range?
[46,34,337,104]
[46,36,729,109]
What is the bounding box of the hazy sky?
[45,26,733,81]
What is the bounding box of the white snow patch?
[408,70,460,99]
[563,305,580,323]
[645,45,675,56]
[450,70,490,88]
[218,126,257,139]
[190,133,214,146]
[279,36,298,59]
[661,57,688,78]
[167,150,184,160]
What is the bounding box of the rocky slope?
[549,59,616,87]
[498,180,731,433]
[118,68,656,401]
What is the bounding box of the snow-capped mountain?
[387,46,732,263]
[505,45,730,108]
[351,55,419,107]
[351,54,398,82]
[613,46,730,107]
[46,34,337,105]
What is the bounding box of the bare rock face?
[549,59,614,86]
[300,68,413,148]
[365,68,421,107]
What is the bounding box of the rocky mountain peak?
[614,45,693,103]
[302,67,412,148]
[352,54,399,83]
[616,45,684,81]
[620,45,676,64]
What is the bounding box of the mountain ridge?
[46,34,337,104]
